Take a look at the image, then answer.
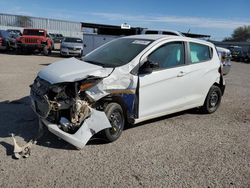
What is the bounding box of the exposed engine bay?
[30,76,101,134]
[29,74,118,150]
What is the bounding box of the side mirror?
[139,58,159,74]
[140,65,153,74]
[149,61,160,69]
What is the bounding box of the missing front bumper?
[40,108,111,149]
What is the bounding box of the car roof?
[124,34,214,47]
[143,29,183,36]
[124,34,169,40]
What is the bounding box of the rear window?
[189,42,212,64]
[64,38,82,43]
[23,30,45,36]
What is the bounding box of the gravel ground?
[0,53,249,188]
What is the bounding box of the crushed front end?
[30,76,111,149]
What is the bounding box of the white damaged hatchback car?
[30,35,225,149]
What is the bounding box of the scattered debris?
[11,121,44,159]
[12,134,35,159]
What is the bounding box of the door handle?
[177,71,186,77]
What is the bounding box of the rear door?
[183,42,216,106]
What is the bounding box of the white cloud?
[1,6,33,16]
[90,12,250,29]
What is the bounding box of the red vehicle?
[16,28,53,55]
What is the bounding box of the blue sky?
[1,0,250,40]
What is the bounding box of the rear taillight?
[0,37,2,46]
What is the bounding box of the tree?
[223,25,250,42]
[16,16,32,27]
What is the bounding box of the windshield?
[82,38,153,67]
[64,38,82,43]
[23,30,45,36]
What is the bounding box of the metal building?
[0,13,82,38]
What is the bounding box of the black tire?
[201,85,222,114]
[103,103,125,142]
[17,48,23,55]
[43,47,48,56]
[78,50,83,58]
[48,48,52,55]
[5,41,10,52]
[60,51,64,57]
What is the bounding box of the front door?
[138,41,190,119]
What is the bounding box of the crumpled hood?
[38,57,113,84]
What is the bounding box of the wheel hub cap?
[210,91,218,107]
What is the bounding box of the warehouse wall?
[0,13,83,38]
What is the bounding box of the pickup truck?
[16,28,53,55]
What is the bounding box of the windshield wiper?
[83,60,105,67]
[83,60,118,68]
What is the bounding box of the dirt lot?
[0,53,249,187]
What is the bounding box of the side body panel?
[136,39,221,123]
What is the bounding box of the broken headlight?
[78,78,102,93]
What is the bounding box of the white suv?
[30,35,225,149]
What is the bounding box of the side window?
[148,42,185,69]
[189,42,212,64]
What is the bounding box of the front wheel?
[103,103,125,142]
[43,46,51,56]
[201,85,222,114]
[78,50,83,58]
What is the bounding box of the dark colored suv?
[0,30,11,51]
[228,46,244,61]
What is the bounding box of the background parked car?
[7,29,22,37]
[0,30,12,51]
[16,28,53,55]
[60,37,83,57]
[242,47,250,63]
[228,46,244,61]
[6,29,22,50]
[216,46,231,75]
[49,33,64,43]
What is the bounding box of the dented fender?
[40,108,111,149]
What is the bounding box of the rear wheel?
[201,85,222,114]
[103,103,124,142]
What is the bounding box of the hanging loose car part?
[11,120,45,159]
[12,134,35,159]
